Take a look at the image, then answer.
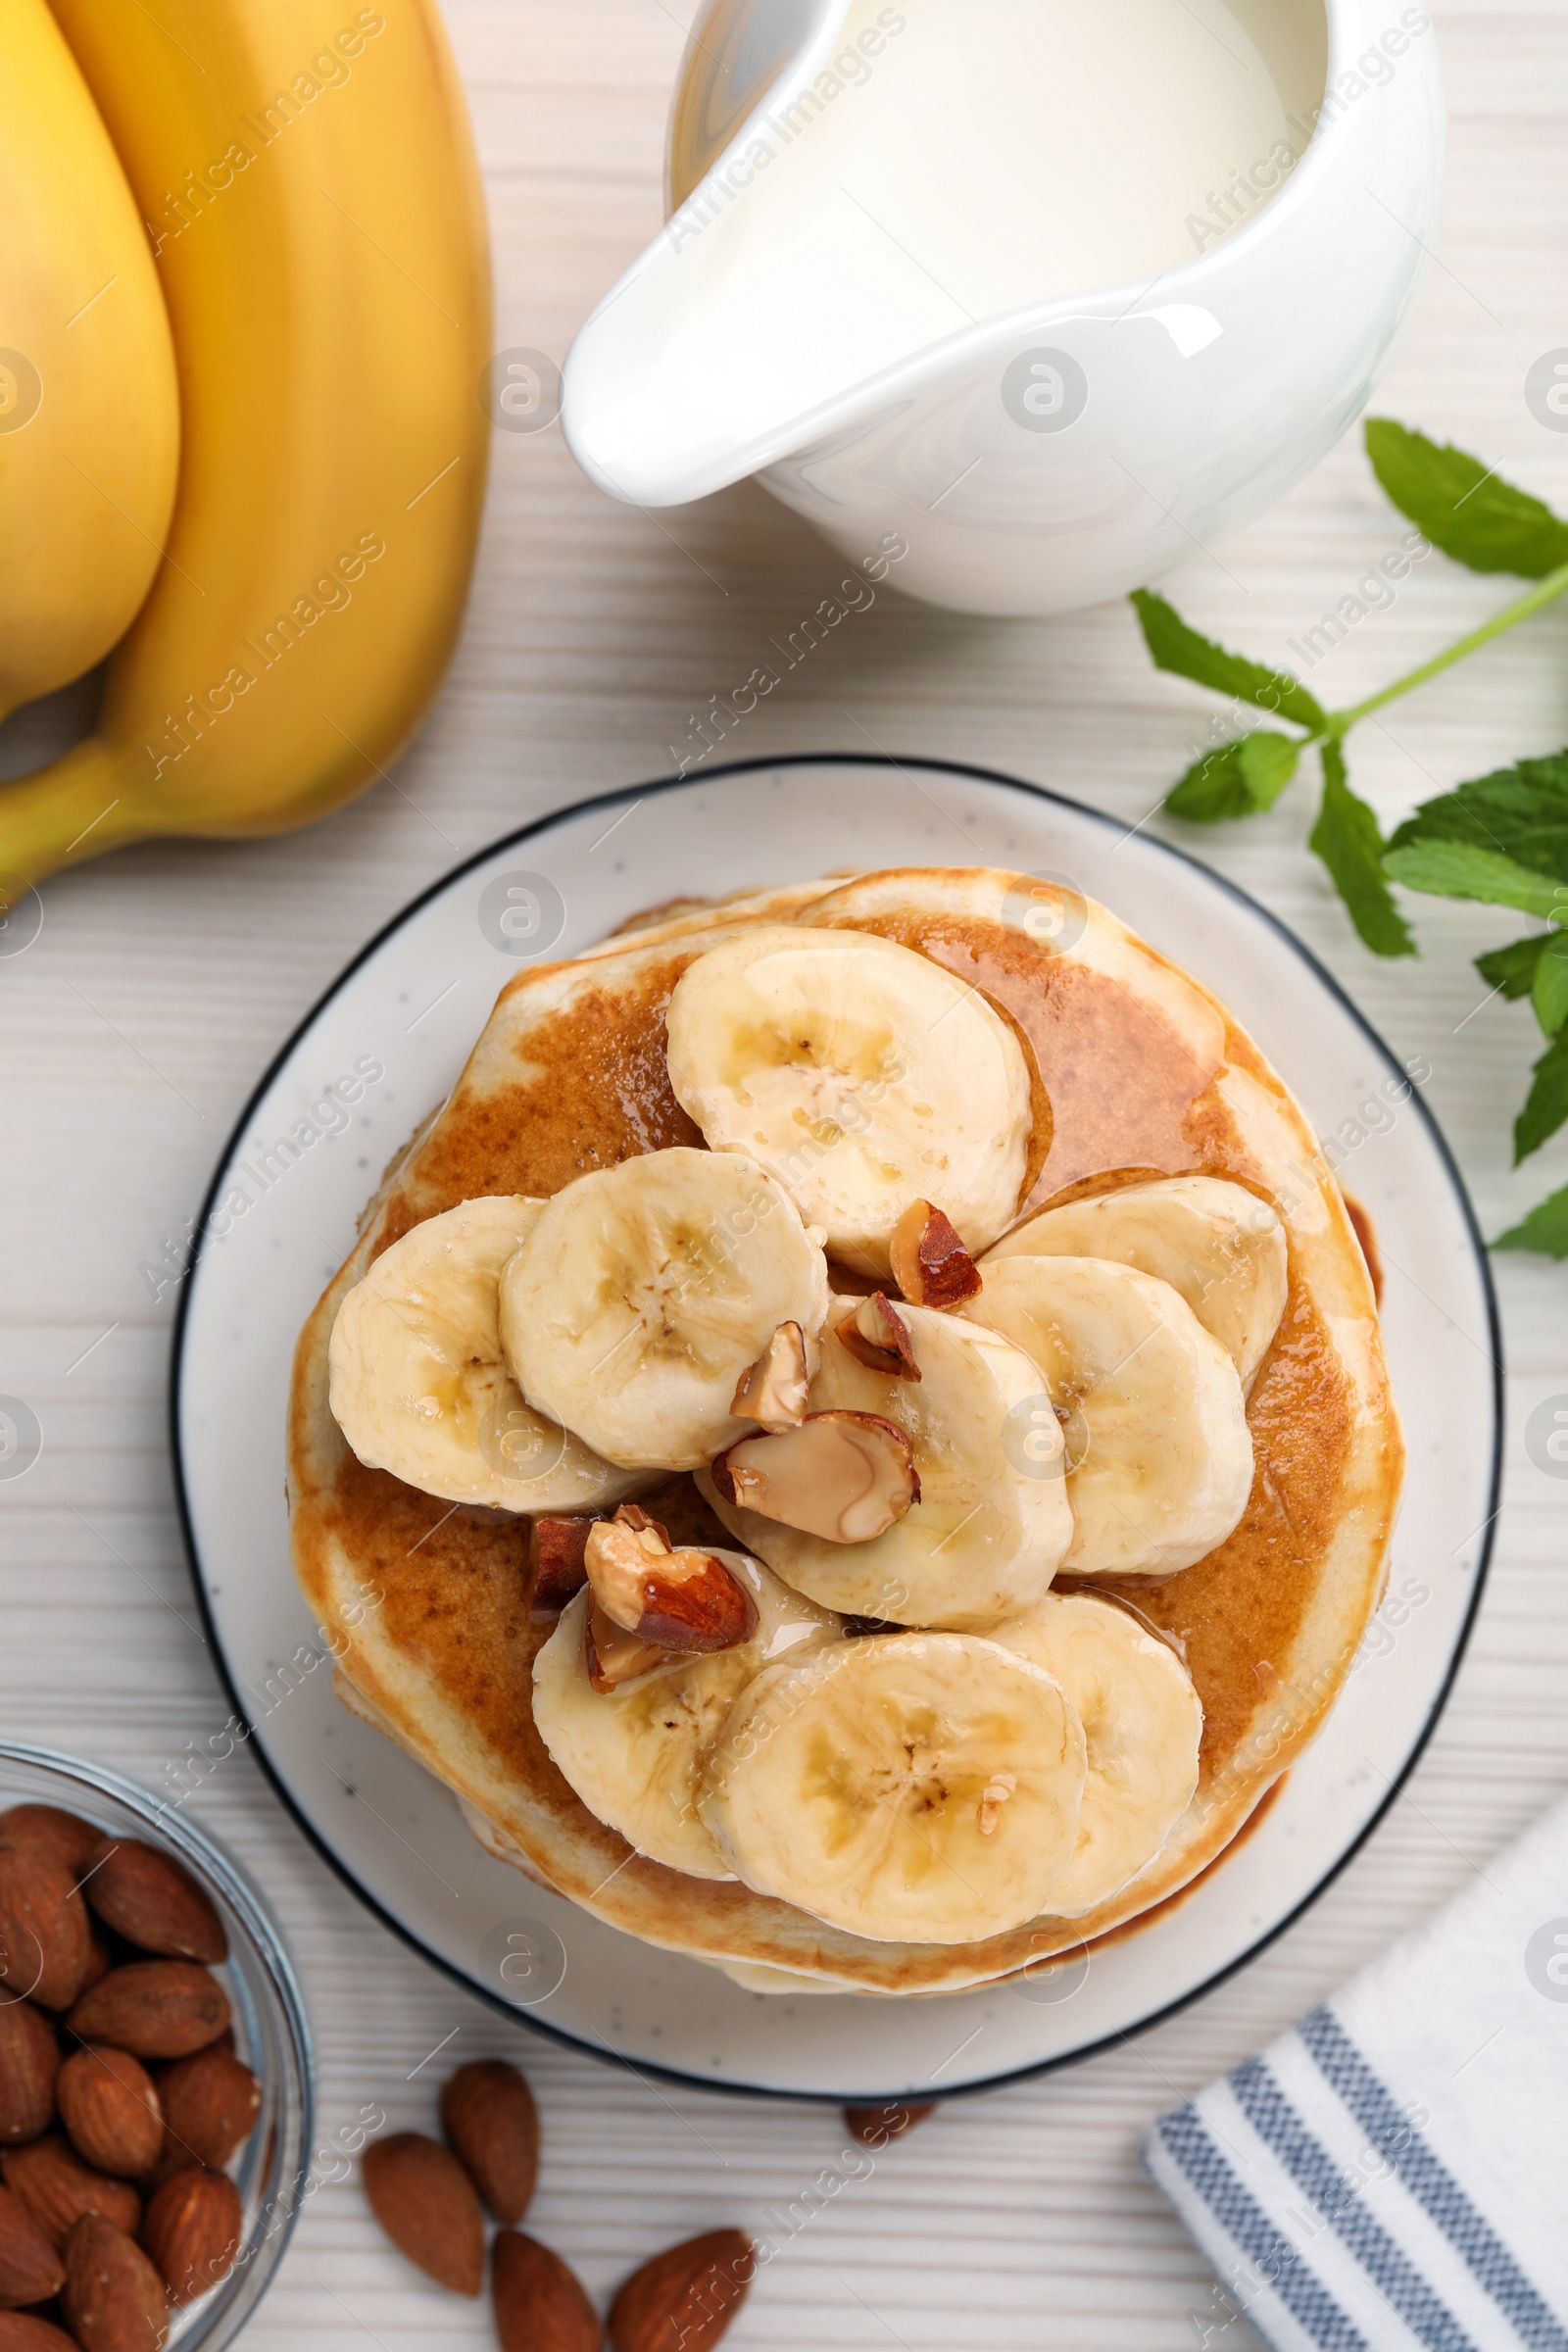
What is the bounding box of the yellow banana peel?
[0,0,179,723]
[1,0,491,892]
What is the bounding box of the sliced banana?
[699,1297,1071,1629]
[987,1176,1287,1389]
[499,1149,829,1471]
[533,1554,840,1879]
[700,1632,1086,1943]
[663,925,1032,1275]
[991,1594,1202,1916]
[964,1256,1252,1580]
[327,1198,645,1511]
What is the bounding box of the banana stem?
[0,737,149,894]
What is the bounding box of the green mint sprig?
[1386,757,1568,1252]
[1131,420,1568,1255]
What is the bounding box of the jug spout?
[564,4,951,509]
[564,0,1331,514]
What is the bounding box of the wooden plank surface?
[2,2,1566,2343]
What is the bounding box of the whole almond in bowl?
[0,1852,89,2015]
[0,2181,65,2309]
[156,2045,261,2175]
[57,2049,163,2181]
[0,2002,59,2145]
[609,2230,754,2352]
[0,2312,79,2349]
[140,2168,241,2306]
[362,2132,483,2296]
[441,2061,539,2224]
[61,2213,168,2352]
[67,1963,228,2061]
[493,2230,600,2352]
[80,1843,227,1968]
[2,2136,141,2248]
[0,1808,101,1878]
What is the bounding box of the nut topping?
[710,1412,919,1544]
[834,1294,920,1381]
[526,1517,595,1614]
[889,1200,982,1310]
[584,1606,672,1694]
[584,1511,757,1656]
[730,1322,810,1432]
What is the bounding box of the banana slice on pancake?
[991,1594,1202,1916]
[699,1632,1087,1943]
[663,925,1032,1274]
[533,1553,841,1880]
[327,1198,645,1511]
[963,1256,1252,1579]
[499,1148,829,1471]
[987,1176,1287,1389]
[698,1296,1071,1628]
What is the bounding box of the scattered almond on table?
[362,2054,759,2349]
[362,2133,485,2297]
[0,1802,262,2348]
[843,2100,936,2147]
[440,2060,539,2226]
[609,2229,754,2352]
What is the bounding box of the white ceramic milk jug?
[562,0,1445,617]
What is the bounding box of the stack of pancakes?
[288,867,1401,1996]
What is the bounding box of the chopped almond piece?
[889,1200,982,1310]
[584,1606,671,1693]
[834,1293,920,1381]
[526,1518,595,1613]
[730,1322,810,1431]
[614,1502,671,1545]
[710,1412,919,1544]
[584,1512,757,1655]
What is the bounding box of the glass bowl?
[0,1742,313,2346]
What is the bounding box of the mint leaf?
[1166,745,1252,822]
[1494,1181,1568,1258]
[1131,590,1327,731]
[1365,420,1568,578]
[1165,731,1300,822]
[1476,934,1550,999]
[1515,1027,1568,1161]
[1385,839,1568,922]
[1238,732,1300,809]
[1534,931,1568,1035]
[1388,749,1568,883]
[1309,744,1415,956]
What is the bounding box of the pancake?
[288,866,1402,1996]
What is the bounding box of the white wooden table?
[3,3,1566,2343]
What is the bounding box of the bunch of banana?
[0,0,178,723]
[0,0,490,888]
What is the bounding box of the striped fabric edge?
[1299,2006,1568,2352]
[1229,2054,1480,2352]
[1149,2100,1373,2352]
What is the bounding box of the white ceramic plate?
[172,757,1500,2103]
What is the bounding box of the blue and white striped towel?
[1145,1795,1568,2351]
